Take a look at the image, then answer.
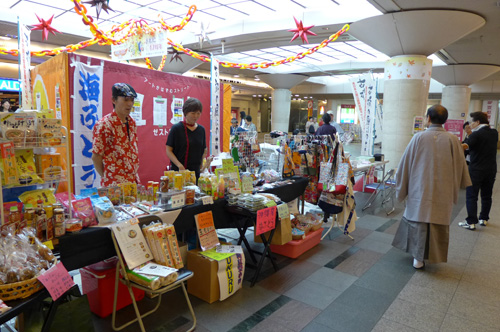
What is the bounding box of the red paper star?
[168,49,184,63]
[83,0,114,20]
[31,14,61,41]
[289,17,317,44]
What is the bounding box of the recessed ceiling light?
[254,77,260,81]
[295,94,299,97]
[234,74,240,78]
[252,94,257,97]
[258,94,262,97]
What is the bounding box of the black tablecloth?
[59,177,309,271]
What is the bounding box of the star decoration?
[194,22,214,49]
[83,0,114,20]
[168,49,184,63]
[289,17,317,44]
[31,14,61,41]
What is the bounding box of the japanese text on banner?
[72,61,103,193]
[210,56,221,156]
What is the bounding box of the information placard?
[37,262,75,301]
[195,211,220,251]
[111,219,153,269]
[277,203,290,219]
[255,206,277,236]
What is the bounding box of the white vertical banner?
[482,100,498,127]
[18,17,32,109]
[210,56,221,156]
[350,74,376,156]
[72,61,104,194]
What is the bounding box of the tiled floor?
[85,150,500,332]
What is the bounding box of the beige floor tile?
[407,271,459,295]
[423,262,466,280]
[447,292,500,329]
[455,280,500,308]
[397,283,454,313]
[382,298,446,331]
[439,313,499,332]
[371,318,419,332]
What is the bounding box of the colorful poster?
[413,116,424,135]
[130,93,145,126]
[153,97,167,126]
[256,206,277,236]
[444,119,464,140]
[195,211,220,251]
[349,74,377,156]
[72,60,103,193]
[111,30,169,61]
[171,97,184,125]
[18,17,32,109]
[482,100,498,126]
[210,56,221,156]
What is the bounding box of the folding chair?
[362,168,396,215]
[110,226,196,332]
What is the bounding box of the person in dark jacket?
[315,113,336,139]
[459,112,498,230]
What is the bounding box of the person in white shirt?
[245,115,257,133]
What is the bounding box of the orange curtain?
[222,84,232,152]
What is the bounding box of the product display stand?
[0,126,73,224]
[225,205,279,287]
[110,231,196,332]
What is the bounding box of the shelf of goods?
[0,126,72,225]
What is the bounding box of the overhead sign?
[0,79,20,92]
[111,30,169,61]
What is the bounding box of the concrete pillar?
[469,100,482,115]
[441,85,471,120]
[271,89,292,132]
[257,74,308,133]
[383,55,433,170]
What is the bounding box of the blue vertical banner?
[72,60,103,193]
[210,56,221,156]
[18,16,32,109]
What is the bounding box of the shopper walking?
[459,111,498,230]
[392,105,471,269]
[92,83,140,186]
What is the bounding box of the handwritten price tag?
[202,196,214,205]
[222,158,234,171]
[256,206,277,236]
[171,193,185,208]
[241,177,253,193]
[37,262,75,301]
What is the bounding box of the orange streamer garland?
[0,0,350,72]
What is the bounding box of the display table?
[59,177,309,272]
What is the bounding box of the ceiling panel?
[12,2,65,21]
[0,0,20,9]
[26,0,75,11]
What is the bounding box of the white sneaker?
[479,219,488,226]
[413,259,424,269]
[458,221,476,230]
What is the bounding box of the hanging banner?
[111,30,169,61]
[210,56,221,156]
[217,253,245,301]
[444,119,464,140]
[482,100,498,127]
[18,17,32,109]
[350,74,376,156]
[72,61,104,194]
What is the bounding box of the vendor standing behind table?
[92,83,140,186]
[315,113,336,139]
[166,97,207,180]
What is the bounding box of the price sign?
[241,177,253,193]
[37,262,75,301]
[277,203,289,219]
[256,206,277,236]
[171,192,185,208]
[202,196,214,205]
[195,211,219,251]
[222,158,234,171]
[265,200,277,207]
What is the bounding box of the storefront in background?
[0,77,20,111]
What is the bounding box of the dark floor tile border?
[324,246,360,269]
[227,295,292,332]
[152,315,190,332]
[375,219,398,233]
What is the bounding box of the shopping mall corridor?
[90,149,500,332]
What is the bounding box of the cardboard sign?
[199,247,234,261]
[287,199,299,215]
[277,203,290,219]
[37,262,75,300]
[222,158,234,171]
[255,206,277,236]
[217,253,245,301]
[195,211,220,251]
